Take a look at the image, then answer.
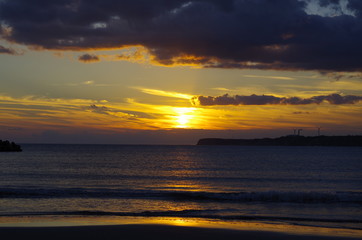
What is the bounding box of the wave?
[1,187,361,204]
[1,209,361,226]
[169,190,362,203]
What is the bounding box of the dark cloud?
[191,93,362,106]
[0,45,17,54]
[319,71,362,81]
[347,0,362,17]
[86,104,109,114]
[1,0,362,71]
[78,53,100,63]
[292,111,310,114]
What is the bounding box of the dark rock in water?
[0,140,22,152]
[197,135,362,147]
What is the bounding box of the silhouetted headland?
[0,140,22,152]
[197,135,362,146]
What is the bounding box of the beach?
[0,215,361,240]
[1,224,361,240]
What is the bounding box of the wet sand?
[1,224,361,240]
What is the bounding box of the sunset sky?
[1,0,362,144]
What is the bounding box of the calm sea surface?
[0,144,361,230]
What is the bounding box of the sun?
[173,107,196,128]
[177,114,192,128]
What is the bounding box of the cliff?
[197,135,362,147]
[0,140,22,152]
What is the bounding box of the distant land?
[197,135,362,147]
[0,140,22,152]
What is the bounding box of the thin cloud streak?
[136,87,194,99]
[243,75,295,80]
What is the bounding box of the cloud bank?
[1,0,362,71]
[191,93,362,106]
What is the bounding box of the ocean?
[0,144,361,232]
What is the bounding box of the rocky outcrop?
[0,140,22,152]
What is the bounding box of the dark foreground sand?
[0,224,361,240]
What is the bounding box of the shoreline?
[1,223,361,240]
[0,216,361,239]
[197,135,362,146]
